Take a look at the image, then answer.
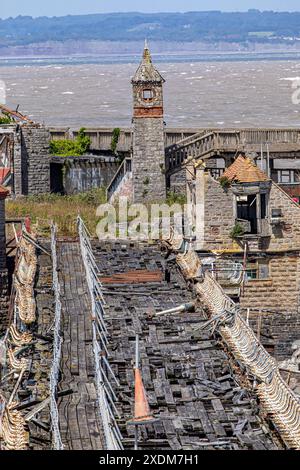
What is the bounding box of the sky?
[1,1,300,19]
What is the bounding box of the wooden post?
[257,310,262,342]
[246,308,250,326]
[134,426,139,451]
[241,242,247,295]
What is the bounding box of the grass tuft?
[6,188,106,237]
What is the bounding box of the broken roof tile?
[221,155,269,184]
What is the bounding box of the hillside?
[1,10,300,49]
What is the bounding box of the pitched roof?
[132,41,165,84]
[221,155,269,184]
[0,168,10,184]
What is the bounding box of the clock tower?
[132,41,166,202]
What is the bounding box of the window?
[210,168,224,179]
[237,194,257,234]
[143,89,153,101]
[236,192,269,235]
[261,193,267,219]
[246,261,258,280]
[277,170,294,183]
[245,259,269,281]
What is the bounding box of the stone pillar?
[132,117,166,202]
[186,162,206,251]
[12,125,24,196]
[20,124,50,195]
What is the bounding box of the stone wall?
[15,125,50,195]
[203,174,235,250]
[192,170,300,253]
[169,169,186,194]
[132,117,166,202]
[267,183,300,250]
[65,161,117,194]
[246,310,300,360]
[13,126,24,197]
[189,171,235,251]
[50,156,118,194]
[240,255,300,314]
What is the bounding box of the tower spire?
[143,39,152,64]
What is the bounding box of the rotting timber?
[0,230,55,450]
[1,227,299,450]
[87,239,282,450]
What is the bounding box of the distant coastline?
[2,10,300,59]
[1,41,300,65]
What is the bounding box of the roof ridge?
[222,154,269,184]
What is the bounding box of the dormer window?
[235,191,269,236]
[236,194,258,234]
[143,89,153,101]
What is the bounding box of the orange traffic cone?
[127,368,158,426]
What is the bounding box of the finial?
[143,39,152,64]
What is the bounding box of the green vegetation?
[6,188,106,237]
[50,127,91,157]
[111,128,120,154]
[6,188,186,238]
[230,223,245,239]
[219,176,231,190]
[166,191,187,206]
[0,115,13,125]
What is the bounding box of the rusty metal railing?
[49,223,64,450]
[77,216,123,450]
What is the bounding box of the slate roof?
[221,155,269,184]
[132,41,165,84]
